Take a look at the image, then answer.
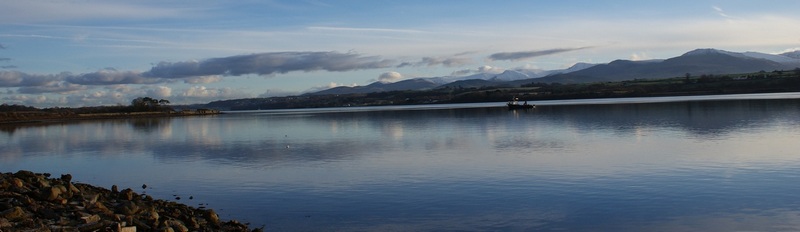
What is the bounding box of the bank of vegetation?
[208,69,800,110]
[0,97,219,124]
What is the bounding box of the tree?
[130,97,172,112]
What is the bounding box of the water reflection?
[2,99,799,165]
[3,96,800,231]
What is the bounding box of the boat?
[507,98,534,109]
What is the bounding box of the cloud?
[0,71,63,87]
[65,68,162,85]
[143,51,396,78]
[146,86,172,98]
[183,76,222,84]
[178,86,246,98]
[397,56,473,68]
[450,65,505,76]
[307,26,424,34]
[258,89,300,98]
[0,43,5,49]
[170,86,252,104]
[488,47,594,61]
[630,52,650,61]
[378,71,403,82]
[17,82,86,94]
[1,65,17,69]
[0,58,10,62]
[3,94,49,105]
[712,6,735,19]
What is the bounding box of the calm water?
[4,93,800,231]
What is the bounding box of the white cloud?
[630,52,650,61]
[184,76,222,84]
[450,65,506,76]
[146,86,172,98]
[378,71,403,83]
[712,6,738,19]
[174,86,251,104]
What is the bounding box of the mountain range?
[308,49,800,96]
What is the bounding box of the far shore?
[0,109,222,125]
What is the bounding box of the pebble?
[0,170,263,232]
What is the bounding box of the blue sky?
[1,0,799,107]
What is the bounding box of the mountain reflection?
[2,98,799,165]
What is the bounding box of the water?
[3,93,800,231]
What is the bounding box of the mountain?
[307,48,799,95]
[307,78,439,95]
[489,70,530,81]
[441,63,597,84]
[533,48,792,83]
[742,52,796,64]
[437,79,507,89]
[781,50,800,59]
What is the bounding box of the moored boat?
[507,97,534,109]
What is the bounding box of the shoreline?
[0,110,222,126]
[0,170,261,232]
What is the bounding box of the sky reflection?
[3,95,800,230]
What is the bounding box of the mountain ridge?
[308,48,800,95]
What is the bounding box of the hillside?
[533,49,793,84]
[308,48,799,95]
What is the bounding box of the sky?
[1,0,800,107]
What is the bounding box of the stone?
[1,171,255,231]
[77,221,106,232]
[0,206,26,221]
[10,178,24,188]
[46,186,63,201]
[81,214,100,224]
[60,174,72,183]
[167,219,190,232]
[0,218,12,228]
[37,207,59,220]
[120,188,135,201]
[205,209,221,226]
[69,183,81,194]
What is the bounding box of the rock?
[10,178,24,188]
[1,171,257,231]
[36,207,59,220]
[61,174,72,183]
[46,186,63,201]
[120,188,135,201]
[69,183,81,194]
[0,206,26,221]
[206,209,221,225]
[77,221,107,232]
[0,218,12,228]
[167,219,190,232]
[81,214,100,224]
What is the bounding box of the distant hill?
[307,48,800,95]
[782,50,800,59]
[307,78,440,95]
[533,48,796,83]
[437,79,507,89]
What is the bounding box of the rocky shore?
[0,170,261,232]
